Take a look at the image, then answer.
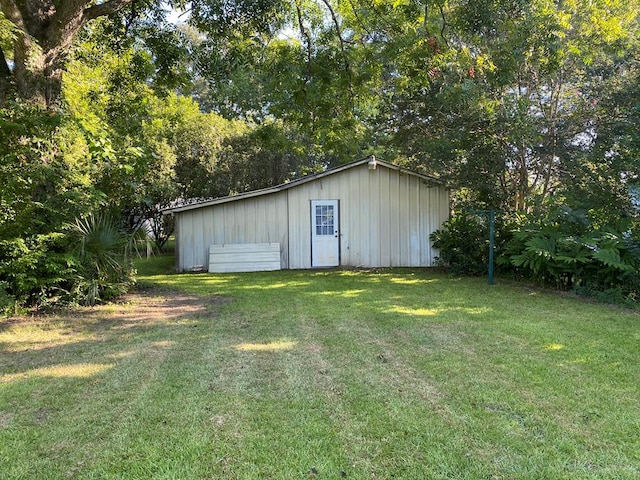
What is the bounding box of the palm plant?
[72,213,136,305]
[506,225,639,293]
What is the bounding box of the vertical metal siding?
[369,168,381,267]
[397,173,409,265]
[286,183,314,269]
[388,171,401,266]
[280,162,450,269]
[409,176,420,266]
[379,168,391,267]
[339,175,351,266]
[175,192,289,272]
[174,162,449,271]
[174,213,181,271]
[419,187,431,266]
[357,169,369,266]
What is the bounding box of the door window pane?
[315,205,334,235]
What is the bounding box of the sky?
[165,2,189,24]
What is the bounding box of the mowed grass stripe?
[1,259,638,479]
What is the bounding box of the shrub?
[0,234,77,311]
[72,213,137,306]
[0,281,15,316]
[430,213,512,276]
[500,210,640,302]
[0,103,135,313]
[432,207,640,306]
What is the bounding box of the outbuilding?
[163,156,450,273]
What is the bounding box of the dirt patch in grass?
[4,288,230,327]
[105,289,231,323]
[0,289,232,361]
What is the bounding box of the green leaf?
[525,235,556,258]
[592,248,635,272]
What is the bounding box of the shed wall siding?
[285,163,449,269]
[175,193,289,272]
[173,162,449,272]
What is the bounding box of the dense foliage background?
[1,0,639,312]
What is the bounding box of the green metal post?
[488,210,495,285]
[469,208,498,285]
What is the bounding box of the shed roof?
[163,156,442,214]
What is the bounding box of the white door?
[311,200,339,267]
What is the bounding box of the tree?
[0,0,289,107]
[63,35,175,227]
[379,0,640,214]
[189,0,382,167]
[0,102,104,311]
[62,30,255,245]
[0,0,148,106]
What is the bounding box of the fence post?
[469,209,498,285]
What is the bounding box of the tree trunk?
[0,0,136,107]
[0,46,12,105]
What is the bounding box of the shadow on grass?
[135,264,499,331]
[0,290,229,385]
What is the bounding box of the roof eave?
[162,156,444,214]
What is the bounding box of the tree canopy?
[1,0,640,311]
[0,0,144,105]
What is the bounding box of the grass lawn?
[1,255,639,479]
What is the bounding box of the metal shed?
[163,156,450,272]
